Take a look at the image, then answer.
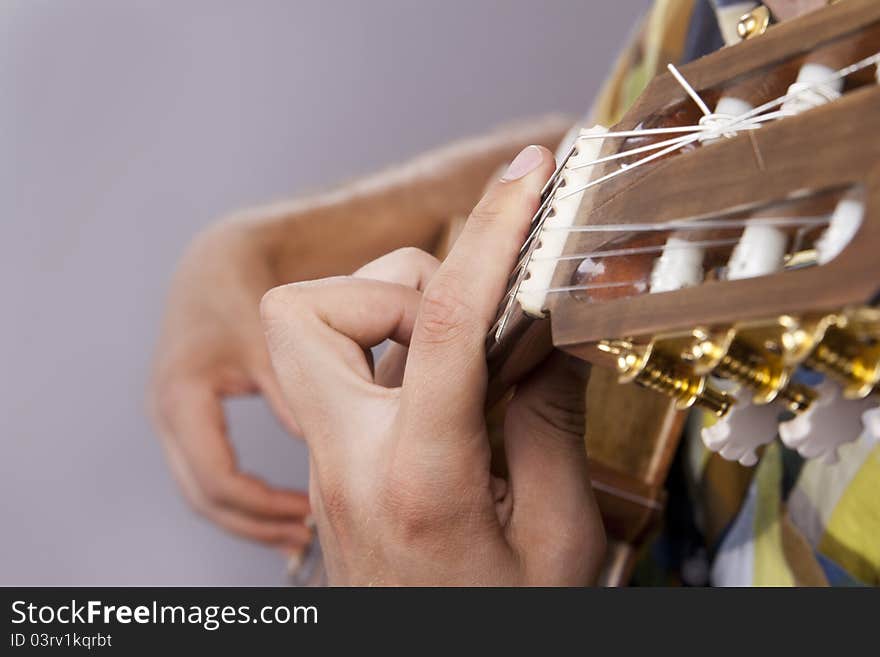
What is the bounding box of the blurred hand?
[261,146,606,585]
[149,225,311,553]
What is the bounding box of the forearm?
[217,114,573,284]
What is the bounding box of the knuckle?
[416,277,472,346]
[392,246,429,262]
[467,197,505,235]
[516,386,586,440]
[259,284,300,324]
[200,476,229,507]
[376,473,465,544]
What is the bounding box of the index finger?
[159,379,311,520]
[260,277,422,439]
[400,145,555,445]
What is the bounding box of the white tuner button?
[779,380,875,465]
[701,391,780,467]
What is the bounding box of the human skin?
[260,146,606,585]
[148,116,572,553]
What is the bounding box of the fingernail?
[501,145,543,181]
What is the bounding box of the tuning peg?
[781,63,844,117]
[779,380,875,465]
[649,237,706,293]
[701,388,780,466]
[726,223,788,281]
[816,193,864,265]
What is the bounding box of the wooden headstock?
[491,0,880,418]
[552,1,880,346]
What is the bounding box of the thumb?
[503,353,605,581]
[399,145,556,459]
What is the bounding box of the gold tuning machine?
[599,340,734,417]
[683,317,829,413]
[736,5,771,41]
[806,308,880,399]
[599,309,880,417]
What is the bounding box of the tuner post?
[599,340,734,417]
[806,319,880,399]
[689,320,823,413]
[709,347,816,413]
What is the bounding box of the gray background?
[1,0,647,585]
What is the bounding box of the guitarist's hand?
[261,146,606,585]
[149,225,312,554]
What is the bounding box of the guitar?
[483,0,880,585]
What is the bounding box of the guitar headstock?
[497,0,880,464]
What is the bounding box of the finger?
[160,423,312,548]
[503,353,604,579]
[353,246,439,290]
[260,277,421,437]
[354,248,440,388]
[209,505,313,548]
[400,145,555,448]
[161,379,311,520]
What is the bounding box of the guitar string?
[558,51,880,200]
[491,53,880,340]
[667,61,712,115]
[510,104,782,273]
[556,107,791,202]
[555,131,705,202]
[565,108,791,172]
[514,123,726,260]
[518,174,567,257]
[544,280,648,295]
[507,128,712,278]
[570,51,880,148]
[535,238,770,263]
[513,109,785,260]
[495,152,577,339]
[497,222,826,309]
[526,55,877,262]
[496,141,598,334]
[496,218,825,310]
[541,215,831,234]
[505,216,829,286]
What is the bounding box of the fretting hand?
[147,119,570,558]
[261,146,606,585]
